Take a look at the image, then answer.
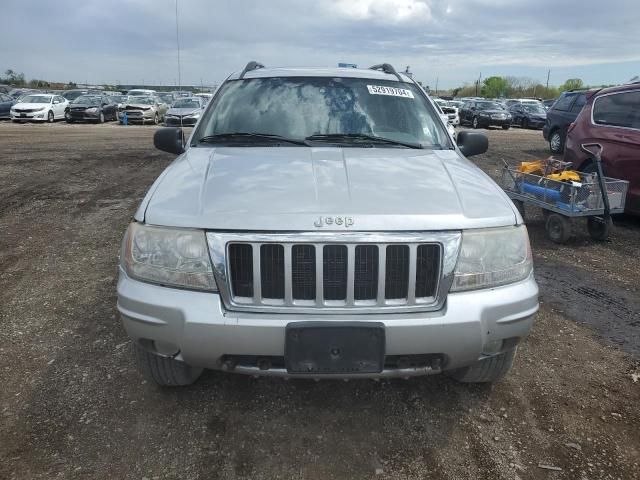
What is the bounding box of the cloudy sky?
[2,0,639,89]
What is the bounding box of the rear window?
[553,93,576,111]
[570,93,586,113]
[593,90,640,129]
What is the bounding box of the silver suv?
[117,62,538,386]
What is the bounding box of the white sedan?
[10,94,68,122]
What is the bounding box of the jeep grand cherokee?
[117,62,538,386]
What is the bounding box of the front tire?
[98,111,104,124]
[135,344,203,387]
[450,349,517,383]
[153,112,159,125]
[502,125,510,130]
[549,129,563,154]
[545,213,573,243]
[472,116,479,129]
[47,110,54,123]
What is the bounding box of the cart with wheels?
[501,143,629,244]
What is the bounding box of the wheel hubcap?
[551,134,560,150]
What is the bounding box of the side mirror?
[154,127,185,155]
[457,131,488,157]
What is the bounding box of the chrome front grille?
[207,232,462,314]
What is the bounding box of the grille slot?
[292,245,316,300]
[416,244,440,298]
[260,244,285,299]
[323,245,348,300]
[220,235,450,313]
[354,245,378,300]
[385,245,410,299]
[228,244,253,297]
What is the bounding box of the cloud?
[0,0,638,88]
[331,0,432,23]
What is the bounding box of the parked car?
[542,90,588,153]
[8,88,35,99]
[563,84,640,215]
[543,99,556,110]
[110,94,129,109]
[66,94,118,123]
[164,97,205,126]
[10,93,68,122]
[127,89,157,97]
[117,62,538,387]
[0,84,11,94]
[459,100,512,129]
[432,100,457,139]
[62,89,98,103]
[0,93,15,119]
[193,92,213,104]
[434,98,460,126]
[509,102,547,129]
[506,98,542,108]
[118,96,167,124]
[157,92,176,104]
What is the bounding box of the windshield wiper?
[305,133,423,149]
[198,132,308,146]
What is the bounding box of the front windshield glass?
[129,97,154,105]
[23,95,52,104]
[172,99,200,108]
[477,102,504,111]
[522,104,546,114]
[112,95,127,103]
[197,77,450,147]
[72,95,100,105]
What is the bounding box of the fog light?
[482,339,504,355]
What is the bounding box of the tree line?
[449,76,600,100]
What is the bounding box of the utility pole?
[435,77,438,96]
[546,69,551,90]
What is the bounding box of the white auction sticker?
[367,85,414,98]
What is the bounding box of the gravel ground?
[0,122,639,480]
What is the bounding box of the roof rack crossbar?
[239,61,265,79]
[369,63,403,82]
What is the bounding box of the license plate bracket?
[285,322,385,374]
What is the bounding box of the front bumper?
[165,116,198,126]
[119,111,154,122]
[68,110,100,121]
[11,111,47,121]
[117,270,539,378]
[481,117,511,127]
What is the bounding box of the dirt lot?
[1,122,639,480]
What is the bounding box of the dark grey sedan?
[0,93,15,119]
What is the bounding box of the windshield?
[477,102,504,111]
[172,99,200,108]
[196,77,450,148]
[129,96,154,105]
[112,95,127,103]
[64,91,86,101]
[23,95,52,104]
[522,104,546,114]
[72,95,101,105]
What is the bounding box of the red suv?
[564,83,640,215]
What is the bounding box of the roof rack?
[239,61,264,79]
[369,63,403,82]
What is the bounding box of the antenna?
[175,0,184,135]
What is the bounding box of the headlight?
[35,107,45,112]
[121,223,217,291]
[186,113,200,119]
[86,107,98,113]
[451,225,532,292]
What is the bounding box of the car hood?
[12,102,49,109]
[70,103,99,108]
[167,107,200,116]
[139,147,518,231]
[125,103,154,109]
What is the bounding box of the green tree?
[481,76,509,98]
[559,78,584,92]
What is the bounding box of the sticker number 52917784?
[367,85,415,98]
